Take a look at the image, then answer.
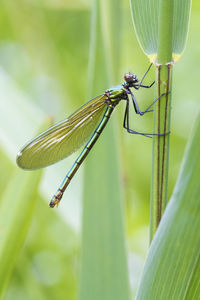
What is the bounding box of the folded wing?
[17,95,107,169]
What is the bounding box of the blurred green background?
[0,0,200,299]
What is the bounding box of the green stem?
[79,1,130,299]
[150,0,174,241]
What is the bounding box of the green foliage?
[0,170,42,298]
[0,0,199,299]
[130,0,200,298]
[79,1,130,299]
[130,0,191,60]
[130,0,192,240]
[136,114,200,299]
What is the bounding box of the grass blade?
[130,0,192,60]
[150,0,174,240]
[136,112,200,299]
[0,169,42,298]
[130,0,192,238]
[79,1,130,299]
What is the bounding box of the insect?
[17,64,166,208]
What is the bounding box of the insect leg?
[123,98,152,138]
[134,82,155,89]
[123,94,170,137]
[141,92,170,114]
[128,88,169,115]
[137,63,153,88]
[127,89,145,116]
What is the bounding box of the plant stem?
[150,0,174,241]
[79,1,130,299]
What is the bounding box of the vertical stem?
[79,1,130,299]
[150,0,173,241]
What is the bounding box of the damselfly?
[16,64,166,207]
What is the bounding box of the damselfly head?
[124,73,138,85]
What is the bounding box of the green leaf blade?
[0,169,42,298]
[136,113,200,299]
[79,0,130,299]
[172,0,192,58]
[80,132,130,300]
[130,0,192,61]
[130,0,159,57]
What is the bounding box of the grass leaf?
[136,112,200,299]
[0,169,42,298]
[79,1,130,299]
[130,0,192,61]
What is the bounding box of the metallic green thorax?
[106,84,126,104]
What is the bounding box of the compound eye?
[124,73,138,84]
[132,75,138,82]
[124,73,134,83]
